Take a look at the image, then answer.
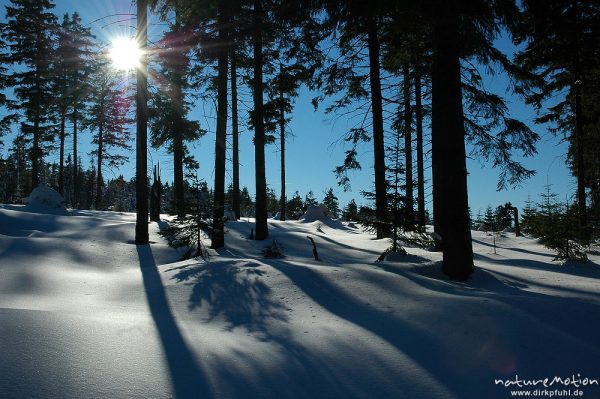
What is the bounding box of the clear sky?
[1,0,575,215]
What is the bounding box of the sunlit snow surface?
[1,205,599,399]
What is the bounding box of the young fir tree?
[160,178,212,260]
[534,186,587,261]
[520,196,537,235]
[240,186,254,218]
[2,0,58,191]
[304,190,318,209]
[342,199,359,221]
[495,202,514,231]
[322,188,340,218]
[483,205,497,232]
[286,191,304,220]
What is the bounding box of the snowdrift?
[23,185,68,214]
[300,205,331,222]
[1,208,600,399]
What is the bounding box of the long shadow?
[137,245,211,399]
[476,252,600,280]
[314,233,382,257]
[268,259,478,399]
[472,238,554,259]
[170,259,408,399]
[171,261,288,332]
[377,262,600,355]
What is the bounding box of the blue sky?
[1,0,574,215]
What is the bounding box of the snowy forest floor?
[1,205,599,399]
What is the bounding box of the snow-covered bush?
[24,185,66,211]
[262,239,284,258]
[300,205,331,222]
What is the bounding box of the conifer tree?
[322,188,340,218]
[304,190,318,209]
[286,191,304,219]
[135,0,149,245]
[64,12,95,207]
[53,14,71,197]
[2,0,58,191]
[150,13,204,218]
[342,199,359,221]
[86,59,133,209]
[515,0,600,241]
[251,0,268,240]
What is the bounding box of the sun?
[109,37,141,71]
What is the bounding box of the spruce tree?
[322,188,340,218]
[304,190,317,209]
[515,0,600,241]
[342,199,359,221]
[286,191,304,220]
[64,12,94,207]
[2,0,58,191]
[150,13,204,218]
[135,0,149,245]
[86,59,133,209]
[251,0,268,240]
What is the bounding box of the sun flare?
[109,37,141,71]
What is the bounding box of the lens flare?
[109,37,141,71]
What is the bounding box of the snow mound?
[23,185,67,214]
[300,205,331,222]
[300,205,348,230]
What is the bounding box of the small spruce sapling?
[159,176,212,260]
[263,239,284,258]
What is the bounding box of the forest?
[0,0,599,280]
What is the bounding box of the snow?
[300,204,331,222]
[22,185,67,214]
[1,206,599,399]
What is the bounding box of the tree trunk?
[513,207,520,237]
[432,9,473,280]
[366,15,387,239]
[415,73,426,228]
[231,49,241,220]
[253,0,268,240]
[59,112,66,196]
[31,35,41,191]
[172,74,184,219]
[574,81,587,239]
[72,107,78,207]
[212,0,229,249]
[173,133,184,217]
[279,63,286,221]
[573,0,588,241]
[135,0,149,245]
[96,101,104,209]
[403,63,414,227]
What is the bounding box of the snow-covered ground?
[1,205,599,399]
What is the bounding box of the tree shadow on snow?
[170,258,421,399]
[265,259,483,399]
[475,252,600,281]
[171,261,288,332]
[136,245,212,399]
[472,237,556,259]
[376,260,600,363]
